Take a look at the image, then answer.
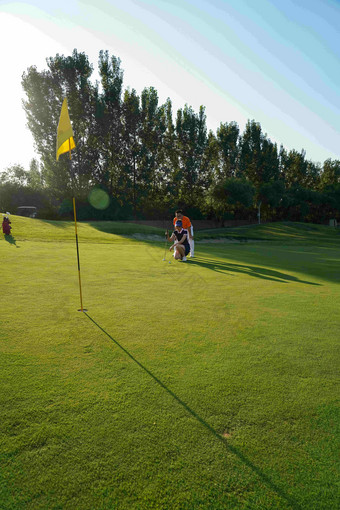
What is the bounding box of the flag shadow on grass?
[189,257,320,286]
[85,312,302,510]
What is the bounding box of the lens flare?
[88,189,110,210]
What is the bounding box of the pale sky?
[1,0,339,173]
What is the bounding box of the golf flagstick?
[56,98,87,312]
[73,197,87,312]
[162,230,168,261]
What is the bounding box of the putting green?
[1,218,339,509]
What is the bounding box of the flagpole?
[69,139,86,312]
[72,196,86,312]
[57,97,86,312]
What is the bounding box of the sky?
[0,0,339,173]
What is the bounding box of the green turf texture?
[1,217,339,509]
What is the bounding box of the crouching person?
[166,220,190,261]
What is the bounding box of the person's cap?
[175,220,182,227]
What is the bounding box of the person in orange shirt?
[172,210,194,257]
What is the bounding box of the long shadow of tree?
[195,242,340,284]
[85,313,302,510]
[189,257,320,286]
[39,219,70,229]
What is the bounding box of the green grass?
[197,221,340,245]
[1,217,339,509]
[6,216,165,243]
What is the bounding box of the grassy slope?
[5,216,165,243]
[7,215,340,244]
[1,217,339,509]
[197,221,340,245]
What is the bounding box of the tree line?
[1,49,339,224]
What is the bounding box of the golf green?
[1,218,339,509]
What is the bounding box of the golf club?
[162,230,168,261]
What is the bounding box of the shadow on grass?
[4,234,19,247]
[198,221,340,246]
[89,221,165,238]
[85,312,302,510]
[39,219,70,229]
[190,257,320,286]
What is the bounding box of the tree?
[239,120,279,186]
[238,120,263,183]
[281,149,307,188]
[93,51,124,191]
[27,159,44,190]
[139,87,168,208]
[121,88,141,218]
[260,139,279,183]
[175,104,208,207]
[22,49,97,200]
[320,159,340,189]
[0,163,49,216]
[318,159,340,222]
[201,131,219,217]
[305,160,321,190]
[0,165,28,186]
[153,98,179,217]
[211,178,255,224]
[20,48,335,222]
[257,180,285,222]
[215,121,239,178]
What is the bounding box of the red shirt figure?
[2,217,11,235]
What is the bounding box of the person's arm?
[166,230,175,242]
[184,218,192,239]
[169,232,179,251]
[169,238,178,251]
[176,232,187,245]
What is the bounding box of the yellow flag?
[56,97,76,161]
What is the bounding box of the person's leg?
[175,244,185,260]
[182,245,190,261]
[189,226,194,257]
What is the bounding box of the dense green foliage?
[1,49,340,222]
[1,217,339,509]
